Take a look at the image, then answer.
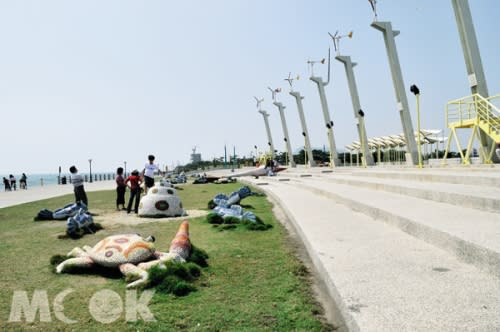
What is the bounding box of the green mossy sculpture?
[156,275,196,296]
[206,212,272,231]
[188,244,209,267]
[147,261,200,296]
[207,200,216,210]
[206,212,224,224]
[242,216,273,231]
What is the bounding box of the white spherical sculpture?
[138,183,185,218]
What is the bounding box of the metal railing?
[446,94,500,140]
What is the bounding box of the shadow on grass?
[49,255,123,279]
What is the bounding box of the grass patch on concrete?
[0,182,333,331]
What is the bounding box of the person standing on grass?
[143,154,159,194]
[115,167,127,211]
[125,169,142,214]
[69,166,88,207]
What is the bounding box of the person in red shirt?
[125,169,142,214]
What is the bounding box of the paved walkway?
[0,181,115,209]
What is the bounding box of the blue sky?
[0,1,499,174]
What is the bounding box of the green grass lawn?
[0,182,334,331]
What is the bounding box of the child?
[125,169,142,214]
[115,167,126,211]
[69,166,88,207]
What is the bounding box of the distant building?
[191,153,202,164]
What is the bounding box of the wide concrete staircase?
[240,166,500,331]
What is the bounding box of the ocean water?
[2,172,115,189]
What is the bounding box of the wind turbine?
[368,0,378,21]
[306,57,326,77]
[254,96,264,110]
[328,30,353,55]
[267,87,282,102]
[284,72,300,91]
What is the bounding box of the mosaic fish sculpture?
[56,221,191,288]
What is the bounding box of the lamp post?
[269,86,296,168]
[371,20,419,165]
[232,146,236,172]
[258,110,276,159]
[88,159,93,183]
[335,54,374,166]
[309,49,341,167]
[410,84,423,168]
[254,145,258,166]
[124,161,127,177]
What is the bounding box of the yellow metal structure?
[443,93,500,164]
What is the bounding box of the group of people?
[3,173,27,191]
[115,154,160,214]
[68,154,161,215]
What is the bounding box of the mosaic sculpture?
[66,208,97,237]
[56,221,192,288]
[212,205,257,222]
[211,186,255,208]
[138,182,185,218]
[35,202,87,221]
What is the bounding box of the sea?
[3,172,115,189]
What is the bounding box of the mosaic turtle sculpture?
[56,220,191,288]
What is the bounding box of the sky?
[0,0,499,174]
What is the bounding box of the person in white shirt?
[69,165,88,206]
[143,154,160,193]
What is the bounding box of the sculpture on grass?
[138,182,185,218]
[208,186,257,209]
[65,208,101,238]
[55,221,193,288]
[206,186,272,231]
[35,202,87,221]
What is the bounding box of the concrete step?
[351,169,500,187]
[283,166,500,186]
[264,175,500,279]
[279,170,500,213]
[242,177,500,331]
[323,173,500,213]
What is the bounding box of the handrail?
[446,94,500,137]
